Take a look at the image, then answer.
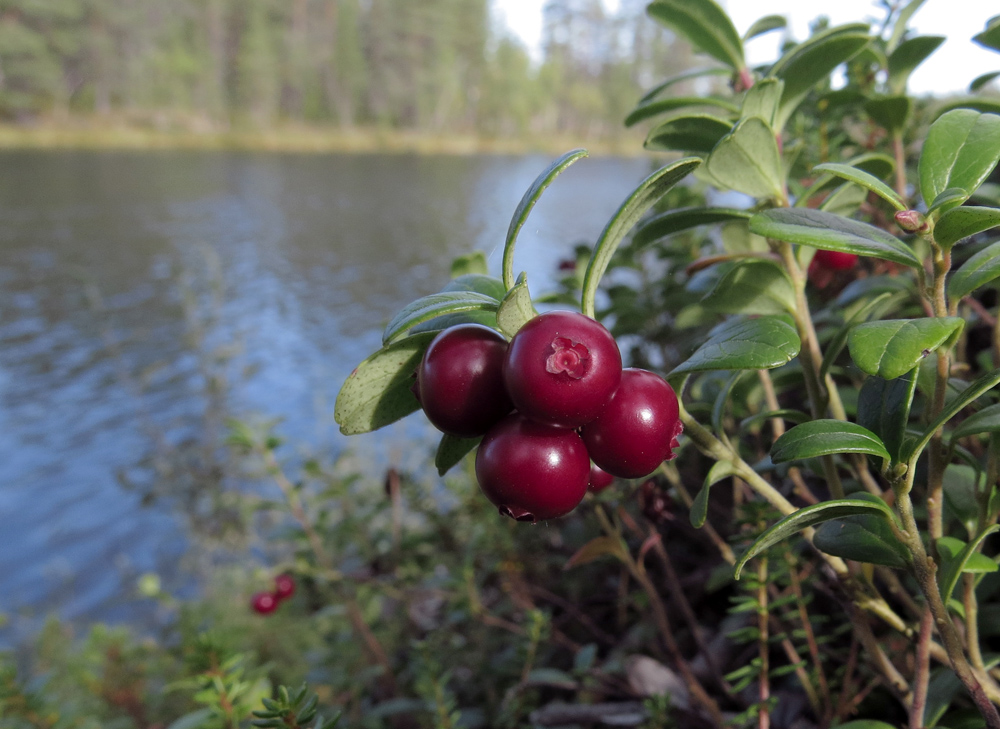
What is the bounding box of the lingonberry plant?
[335,2,1000,727]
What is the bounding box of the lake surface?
[0,150,652,644]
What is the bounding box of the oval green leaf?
[733,494,897,579]
[669,316,801,375]
[887,35,945,94]
[948,240,1000,300]
[744,14,786,42]
[625,96,739,127]
[848,317,964,380]
[701,259,796,315]
[442,273,507,299]
[335,333,435,436]
[749,208,922,268]
[383,292,500,345]
[741,77,784,126]
[928,187,969,216]
[906,368,1000,463]
[770,419,891,464]
[632,207,752,250]
[647,0,744,70]
[645,113,735,154]
[953,402,1000,440]
[691,461,737,528]
[857,369,919,463]
[639,67,731,104]
[503,149,589,289]
[706,117,785,200]
[938,528,1000,604]
[973,15,1000,53]
[919,110,1000,207]
[814,513,911,568]
[582,157,702,317]
[812,162,906,211]
[436,433,481,476]
[934,206,1000,248]
[971,71,1000,93]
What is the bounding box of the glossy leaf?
[733,495,897,579]
[928,187,969,216]
[906,368,1000,463]
[944,464,982,534]
[819,292,895,380]
[857,369,918,462]
[383,292,500,344]
[626,96,739,127]
[711,370,746,434]
[887,36,945,94]
[919,110,1000,207]
[973,15,1000,53]
[496,275,536,337]
[812,162,906,211]
[582,157,701,317]
[798,152,895,204]
[848,318,964,380]
[692,461,737,528]
[744,14,786,41]
[953,403,1000,439]
[814,513,911,568]
[436,434,480,476]
[706,117,784,200]
[770,420,891,464]
[938,528,1000,604]
[335,333,434,435]
[701,259,795,315]
[639,67,730,104]
[750,208,922,268]
[442,274,507,300]
[865,95,912,133]
[647,0,744,70]
[768,24,871,130]
[632,207,752,249]
[948,241,1000,300]
[503,149,589,289]
[741,77,783,126]
[971,71,1000,93]
[645,113,734,154]
[934,206,1000,248]
[670,316,801,375]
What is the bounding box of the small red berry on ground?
[274,574,295,601]
[251,591,278,615]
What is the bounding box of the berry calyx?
[581,368,681,479]
[503,311,622,429]
[475,413,590,522]
[416,324,513,437]
[588,462,615,492]
[251,591,278,615]
[274,574,295,601]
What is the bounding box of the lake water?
[0,150,652,644]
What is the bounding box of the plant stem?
[758,369,819,504]
[893,132,908,201]
[965,574,986,672]
[757,558,771,729]
[910,608,933,729]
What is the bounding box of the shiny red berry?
[416,324,513,437]
[588,462,615,492]
[251,591,278,615]
[813,249,858,271]
[475,413,590,522]
[274,574,295,601]
[503,311,622,428]
[581,368,682,479]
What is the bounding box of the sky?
[492,0,999,96]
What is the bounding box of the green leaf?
[625,96,739,127]
[706,117,784,200]
[711,370,746,433]
[435,434,480,476]
[383,292,499,345]
[582,157,701,316]
[744,14,786,42]
[442,274,506,299]
[943,465,982,534]
[449,251,489,277]
[813,513,911,568]
[335,333,434,435]
[948,241,1000,300]
[820,292,896,380]
[973,15,1000,53]
[496,275,536,337]
[167,709,215,729]
[733,494,897,579]
[739,409,809,433]
[936,97,1000,116]
[770,420,891,464]
[819,182,868,218]
[632,207,752,250]
[934,206,1000,248]
[645,113,734,154]
[812,162,906,211]
[670,316,801,375]
[938,528,1000,604]
[887,36,945,94]
[906,368,1000,462]
[928,187,969,216]
[919,110,1000,207]
[639,67,731,104]
[848,318,964,380]
[887,0,927,52]
[837,722,900,729]
[953,403,1000,439]
[503,149,589,289]
[971,71,1000,93]
[768,24,872,130]
[741,77,784,126]
[865,94,913,133]
[749,208,922,268]
[692,461,737,528]
[647,0,744,70]
[701,259,796,315]
[857,369,919,462]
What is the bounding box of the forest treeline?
[0,0,694,139]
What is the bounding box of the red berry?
[416,324,513,437]
[581,368,682,479]
[475,413,590,521]
[812,249,858,271]
[588,462,615,492]
[274,574,295,601]
[251,591,278,615]
[503,311,622,428]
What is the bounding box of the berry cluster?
[250,573,296,615]
[414,310,682,522]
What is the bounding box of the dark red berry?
[503,311,622,428]
[475,413,590,522]
[812,249,858,271]
[581,368,681,479]
[274,574,295,601]
[588,462,615,492]
[251,591,278,615]
[639,479,674,525]
[416,324,513,437]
